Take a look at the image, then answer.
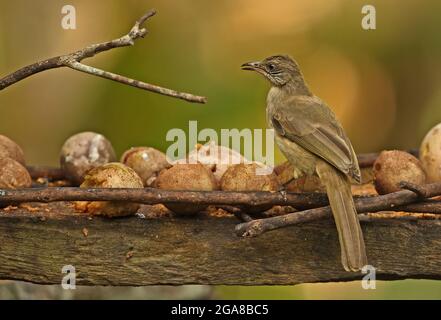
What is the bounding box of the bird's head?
[241,55,304,87]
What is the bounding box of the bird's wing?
[271,96,361,182]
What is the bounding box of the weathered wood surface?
[0,203,441,286]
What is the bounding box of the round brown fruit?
[220,163,280,212]
[154,163,217,215]
[373,150,426,195]
[0,135,25,165]
[60,132,116,185]
[121,147,171,186]
[74,163,143,217]
[0,158,32,189]
[0,158,32,208]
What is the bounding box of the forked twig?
[0,9,207,104]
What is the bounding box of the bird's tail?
[316,161,367,272]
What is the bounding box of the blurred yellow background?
[1,0,441,299]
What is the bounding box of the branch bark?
[0,187,330,207]
[1,184,441,218]
[0,9,207,104]
[235,182,441,237]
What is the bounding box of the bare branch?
[0,57,63,90]
[1,183,441,219]
[217,205,254,222]
[394,200,441,214]
[0,187,330,207]
[66,61,207,103]
[0,9,207,104]
[399,181,429,198]
[235,181,441,237]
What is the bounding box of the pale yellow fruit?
[420,123,441,183]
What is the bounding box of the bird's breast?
[266,86,317,177]
[274,133,317,178]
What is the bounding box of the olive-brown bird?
[241,55,367,271]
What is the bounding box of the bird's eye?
[268,64,275,71]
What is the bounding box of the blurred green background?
[1,0,441,299]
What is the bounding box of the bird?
[241,55,367,271]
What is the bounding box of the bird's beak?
[241,61,261,71]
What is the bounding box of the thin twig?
[235,181,441,237]
[67,61,205,103]
[218,205,254,222]
[393,200,441,214]
[359,211,441,222]
[399,181,429,198]
[0,9,207,104]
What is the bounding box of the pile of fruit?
[1,122,441,218]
